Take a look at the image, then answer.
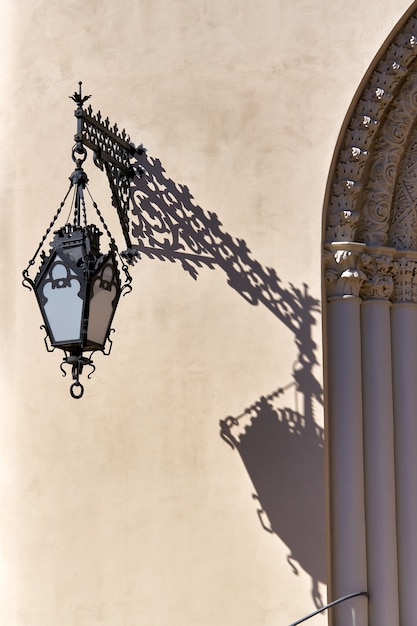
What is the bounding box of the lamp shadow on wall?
[220,381,325,609]
[129,150,325,608]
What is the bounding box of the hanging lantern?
[34,223,121,355]
[23,149,132,399]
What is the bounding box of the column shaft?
[361,299,399,626]
[391,303,417,626]
[327,296,368,626]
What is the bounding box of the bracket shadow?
[129,150,325,607]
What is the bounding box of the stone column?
[391,253,417,626]
[360,248,399,626]
[324,242,368,626]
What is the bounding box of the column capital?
[360,247,395,301]
[324,242,366,299]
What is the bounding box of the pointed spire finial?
[70,81,91,107]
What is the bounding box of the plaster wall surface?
[0,1,413,625]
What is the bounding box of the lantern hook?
[70,381,84,399]
[60,353,96,399]
[71,143,88,166]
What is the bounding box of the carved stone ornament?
[358,71,417,246]
[325,16,417,245]
[321,9,417,309]
[388,123,417,250]
[324,242,366,299]
[360,248,395,300]
[391,254,417,303]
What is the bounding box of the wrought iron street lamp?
[23,83,142,398]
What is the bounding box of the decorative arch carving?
[358,71,417,246]
[324,10,417,302]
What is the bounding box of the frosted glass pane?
[43,278,83,343]
[88,285,116,346]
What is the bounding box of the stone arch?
[325,8,417,250]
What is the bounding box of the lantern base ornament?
[62,353,96,399]
[40,319,115,400]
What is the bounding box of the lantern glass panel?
[39,255,83,344]
[87,255,121,347]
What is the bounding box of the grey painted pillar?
[361,281,399,626]
[391,258,417,626]
[325,242,368,626]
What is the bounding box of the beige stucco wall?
[0,1,414,625]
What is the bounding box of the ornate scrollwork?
[388,124,417,250]
[103,160,133,251]
[357,71,417,246]
[360,249,394,300]
[325,17,417,244]
[72,84,144,260]
[392,254,417,303]
[76,103,135,175]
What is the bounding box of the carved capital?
[360,248,395,300]
[324,243,366,299]
[392,254,417,303]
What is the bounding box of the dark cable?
[288,591,369,626]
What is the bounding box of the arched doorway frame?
[323,3,417,626]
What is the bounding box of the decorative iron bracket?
[70,82,145,264]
